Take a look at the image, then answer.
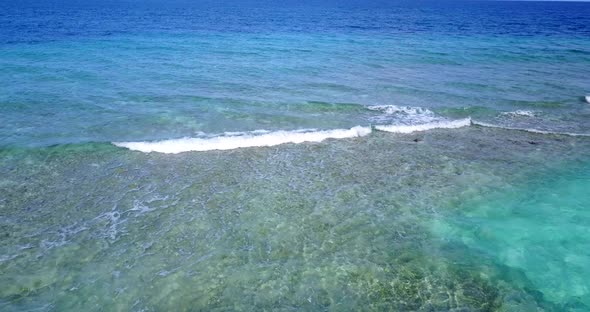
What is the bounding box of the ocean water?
[1,1,590,311]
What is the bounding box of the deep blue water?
[2,1,590,44]
[1,1,590,311]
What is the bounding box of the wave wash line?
[113,126,372,154]
[114,116,590,154]
[113,117,475,154]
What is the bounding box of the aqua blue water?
[434,159,590,308]
[1,1,590,311]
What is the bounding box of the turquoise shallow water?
[2,32,590,147]
[1,1,590,311]
[434,158,590,310]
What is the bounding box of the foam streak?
[113,126,371,154]
[375,118,472,133]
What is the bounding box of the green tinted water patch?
[506,99,567,109]
[434,106,499,120]
[298,101,366,113]
[433,160,590,310]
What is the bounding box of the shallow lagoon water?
[2,126,590,311]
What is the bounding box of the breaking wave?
[113,126,372,154]
[500,110,538,117]
[112,104,590,154]
[366,104,438,124]
[375,118,472,133]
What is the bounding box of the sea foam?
[367,105,434,116]
[367,104,438,124]
[113,126,371,154]
[113,102,590,154]
[375,118,472,133]
[500,110,537,117]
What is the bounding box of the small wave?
[586,96,590,104]
[367,104,440,125]
[367,105,434,116]
[375,118,472,133]
[500,110,538,117]
[472,121,590,137]
[113,126,372,154]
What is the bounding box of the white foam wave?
[586,96,590,104]
[501,110,538,117]
[472,121,590,137]
[367,104,438,124]
[375,118,472,133]
[367,105,434,116]
[113,126,372,154]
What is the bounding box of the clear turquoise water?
[434,157,590,310]
[1,1,590,311]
